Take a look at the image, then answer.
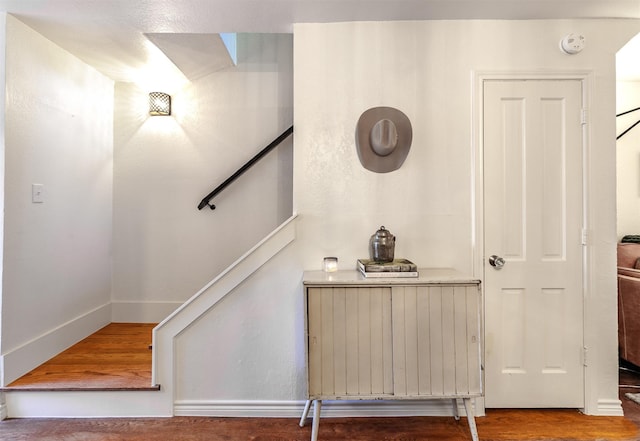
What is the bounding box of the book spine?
[359,268,419,278]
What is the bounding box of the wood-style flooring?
[0,409,638,441]
[4,322,158,390]
[1,323,640,441]
[0,410,638,441]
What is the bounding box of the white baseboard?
[1,303,111,385]
[0,394,7,420]
[173,399,482,418]
[5,390,171,418]
[111,301,182,323]
[595,398,624,416]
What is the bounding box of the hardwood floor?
[1,323,640,440]
[3,323,157,390]
[0,410,638,441]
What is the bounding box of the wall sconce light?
[149,92,171,116]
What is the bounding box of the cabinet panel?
[308,287,393,398]
[303,271,482,441]
[392,285,481,397]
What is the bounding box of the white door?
[483,80,585,408]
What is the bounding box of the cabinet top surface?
[303,268,480,286]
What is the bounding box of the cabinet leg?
[310,399,322,441]
[299,400,312,427]
[452,398,460,421]
[463,398,479,441]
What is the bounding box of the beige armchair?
[618,242,640,367]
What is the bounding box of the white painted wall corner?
[111,301,182,323]
[0,303,111,385]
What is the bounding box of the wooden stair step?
[4,323,156,391]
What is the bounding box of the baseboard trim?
[0,394,7,420]
[173,399,479,418]
[5,390,170,418]
[111,301,182,323]
[595,398,624,416]
[1,303,111,385]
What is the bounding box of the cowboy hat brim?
[355,106,413,173]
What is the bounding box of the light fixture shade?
[149,92,171,116]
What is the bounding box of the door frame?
[472,71,611,415]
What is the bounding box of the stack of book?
[357,258,418,278]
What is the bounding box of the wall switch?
[32,183,44,203]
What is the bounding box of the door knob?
[489,255,505,268]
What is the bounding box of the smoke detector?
[560,34,585,54]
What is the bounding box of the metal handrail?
[617,107,640,140]
[197,126,293,210]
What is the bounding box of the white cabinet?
[300,269,482,441]
[307,286,393,399]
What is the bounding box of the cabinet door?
[307,286,393,398]
[392,285,481,397]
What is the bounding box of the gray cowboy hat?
[355,106,413,173]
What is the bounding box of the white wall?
[1,16,635,416]
[1,15,114,384]
[293,19,634,271]
[174,243,306,404]
[616,80,640,238]
[170,20,639,415]
[0,12,6,393]
[112,34,293,322]
[292,19,635,414]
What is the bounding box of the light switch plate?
[32,183,44,203]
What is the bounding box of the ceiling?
[1,0,640,83]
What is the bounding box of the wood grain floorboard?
[4,323,157,390]
[0,411,637,441]
[1,324,640,440]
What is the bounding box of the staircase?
[1,214,298,418]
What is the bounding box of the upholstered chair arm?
[618,272,640,366]
[618,267,640,279]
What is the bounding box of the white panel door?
[483,80,584,408]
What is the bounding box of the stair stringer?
[152,213,298,415]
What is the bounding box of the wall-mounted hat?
[355,106,412,173]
